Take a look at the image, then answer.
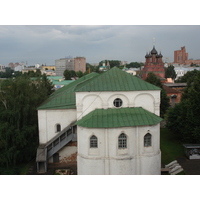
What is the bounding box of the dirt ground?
[26,161,77,175]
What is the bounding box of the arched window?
[144,133,152,147]
[113,98,123,107]
[118,133,127,149]
[90,135,98,148]
[56,124,61,132]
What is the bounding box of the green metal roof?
[76,67,161,92]
[37,72,100,110]
[75,107,163,128]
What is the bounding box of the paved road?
[177,156,200,175]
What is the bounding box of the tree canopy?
[126,62,143,68]
[175,69,199,83]
[99,60,121,68]
[166,70,200,142]
[165,65,177,80]
[145,72,170,117]
[0,74,54,174]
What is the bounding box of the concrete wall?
[38,109,77,144]
[55,58,74,76]
[77,124,161,175]
[76,90,160,119]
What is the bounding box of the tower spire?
[153,37,156,47]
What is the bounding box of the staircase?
[36,123,77,173]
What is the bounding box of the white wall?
[38,109,77,144]
[77,124,161,175]
[76,90,160,120]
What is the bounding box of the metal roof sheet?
[37,72,99,110]
[76,67,161,92]
[75,107,163,128]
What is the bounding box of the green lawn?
[160,128,185,165]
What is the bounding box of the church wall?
[76,90,160,119]
[77,124,161,175]
[38,109,76,144]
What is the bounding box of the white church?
[36,67,163,175]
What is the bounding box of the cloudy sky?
[0,1,199,67]
[0,25,199,66]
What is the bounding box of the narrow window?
[56,124,61,132]
[90,135,98,148]
[113,98,123,107]
[118,133,127,149]
[144,133,152,147]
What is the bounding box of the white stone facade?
[38,109,76,144]
[37,68,162,174]
[76,89,161,175]
[76,90,160,119]
[77,125,161,175]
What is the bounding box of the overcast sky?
[0,25,199,66]
[1,0,200,67]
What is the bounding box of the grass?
[160,128,185,165]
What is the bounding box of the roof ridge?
[75,67,161,92]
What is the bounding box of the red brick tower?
[142,46,165,80]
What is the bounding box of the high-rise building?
[55,56,86,76]
[174,46,188,64]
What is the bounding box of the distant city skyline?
[0,25,200,66]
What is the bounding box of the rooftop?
[76,67,160,92]
[37,72,99,110]
[76,107,163,128]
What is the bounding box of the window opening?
[56,124,61,132]
[144,133,152,147]
[113,98,123,107]
[118,133,127,149]
[90,135,98,148]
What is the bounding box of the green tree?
[76,71,84,78]
[126,62,143,68]
[175,69,199,84]
[165,65,177,80]
[63,70,76,80]
[0,75,54,174]
[145,72,170,117]
[166,70,200,142]
[99,60,121,68]
[0,68,14,78]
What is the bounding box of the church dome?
[145,52,150,58]
[159,52,163,58]
[151,46,158,55]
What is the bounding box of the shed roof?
[76,67,161,92]
[75,107,163,128]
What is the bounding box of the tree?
[166,70,200,142]
[0,68,14,78]
[165,65,177,80]
[76,71,84,78]
[175,69,199,83]
[63,70,76,80]
[99,60,121,68]
[0,75,54,174]
[126,62,143,68]
[145,72,170,117]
